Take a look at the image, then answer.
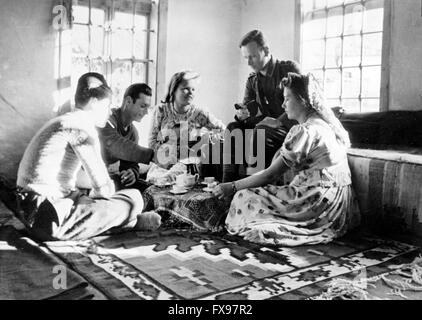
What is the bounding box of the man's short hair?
[239,29,268,49]
[124,83,152,103]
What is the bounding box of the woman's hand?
[212,182,236,200]
[235,106,250,121]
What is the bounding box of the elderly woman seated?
[212,72,361,247]
[148,70,226,169]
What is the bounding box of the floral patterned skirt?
[225,183,360,246]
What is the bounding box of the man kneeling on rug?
[15,73,160,241]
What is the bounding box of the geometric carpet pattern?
[45,230,419,300]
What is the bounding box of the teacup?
[172,184,186,193]
[176,173,199,188]
[204,177,215,184]
[175,175,185,187]
[207,181,218,189]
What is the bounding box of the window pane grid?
[300,0,384,113]
[304,29,383,42]
[71,0,154,106]
[322,64,381,70]
[304,0,381,15]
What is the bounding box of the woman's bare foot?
[135,211,162,231]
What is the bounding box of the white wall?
[0,0,57,180]
[388,0,422,110]
[163,0,243,125]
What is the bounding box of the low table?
[143,184,230,232]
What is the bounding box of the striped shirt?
[17,110,113,199]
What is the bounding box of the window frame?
[294,0,392,113]
[56,0,158,110]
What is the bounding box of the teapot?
[186,162,199,176]
[180,157,200,177]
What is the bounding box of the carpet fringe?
[311,256,422,300]
[381,255,422,299]
[310,273,381,300]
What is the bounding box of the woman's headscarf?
[282,72,351,148]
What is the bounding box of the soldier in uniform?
[222,30,301,182]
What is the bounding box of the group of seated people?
[14,30,360,246]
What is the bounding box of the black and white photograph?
[1,0,422,305]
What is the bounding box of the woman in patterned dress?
[212,72,360,246]
[148,70,225,168]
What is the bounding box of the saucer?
[170,188,188,195]
[202,187,214,193]
[155,182,173,187]
[201,181,218,188]
[177,184,195,189]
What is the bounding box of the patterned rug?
[45,229,420,300]
[0,226,90,300]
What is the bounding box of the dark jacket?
[243,57,300,128]
[98,108,154,176]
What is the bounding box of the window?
[299,0,386,113]
[58,0,158,108]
